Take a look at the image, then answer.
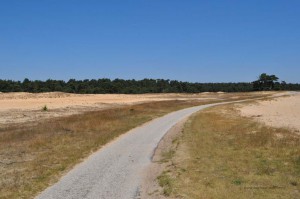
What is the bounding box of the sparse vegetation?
[0,93,274,198]
[157,171,174,196]
[0,99,215,199]
[160,149,176,163]
[42,105,48,111]
[158,103,300,198]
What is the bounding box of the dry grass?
[160,103,300,199]
[0,99,220,199]
[0,92,272,198]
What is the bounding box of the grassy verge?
[0,99,219,199]
[0,92,272,198]
[160,103,300,198]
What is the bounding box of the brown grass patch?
[0,92,273,198]
[160,103,300,199]
[0,99,217,199]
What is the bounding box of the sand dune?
[239,92,300,132]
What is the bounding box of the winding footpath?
[36,98,274,199]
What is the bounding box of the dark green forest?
[0,74,299,94]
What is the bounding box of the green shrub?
[42,105,48,111]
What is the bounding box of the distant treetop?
[253,73,281,91]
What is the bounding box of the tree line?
[0,74,299,94]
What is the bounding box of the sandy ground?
[140,119,187,199]
[238,92,300,132]
[0,92,216,111]
[0,91,276,127]
[0,92,218,127]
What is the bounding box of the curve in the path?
[35,99,262,199]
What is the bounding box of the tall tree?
[253,73,279,90]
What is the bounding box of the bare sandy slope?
[239,92,300,132]
[0,92,217,127]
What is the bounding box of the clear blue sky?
[1,0,299,83]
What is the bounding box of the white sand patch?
[239,93,300,132]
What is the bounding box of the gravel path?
[35,101,247,199]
